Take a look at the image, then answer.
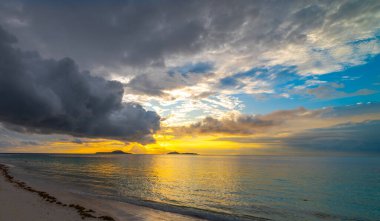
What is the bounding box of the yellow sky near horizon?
[2,110,380,155]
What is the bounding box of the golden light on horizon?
[11,132,269,155]
[7,112,380,155]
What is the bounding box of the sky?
[0,0,379,154]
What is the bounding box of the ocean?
[0,154,379,221]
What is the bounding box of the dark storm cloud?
[0,0,215,68]
[0,26,160,143]
[0,0,282,67]
[1,0,376,71]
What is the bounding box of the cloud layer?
[204,103,380,152]
[0,26,160,143]
[1,0,379,125]
[175,107,325,135]
[285,120,380,152]
[2,0,378,73]
[0,1,379,153]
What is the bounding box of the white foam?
[1,163,16,168]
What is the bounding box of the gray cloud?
[213,103,380,152]
[305,83,376,99]
[321,102,380,118]
[0,0,215,68]
[285,120,380,152]
[176,107,325,135]
[125,62,214,97]
[0,26,160,143]
[214,120,380,153]
[175,103,380,136]
[0,123,60,148]
[1,0,377,73]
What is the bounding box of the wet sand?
[0,164,204,221]
[0,164,94,220]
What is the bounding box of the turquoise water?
[0,154,379,221]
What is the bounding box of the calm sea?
[0,154,379,221]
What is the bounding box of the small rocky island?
[167,151,199,155]
[95,150,131,154]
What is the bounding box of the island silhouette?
[95,150,131,154]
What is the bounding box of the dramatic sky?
[0,0,379,154]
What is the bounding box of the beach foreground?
[0,165,85,221]
[0,164,204,221]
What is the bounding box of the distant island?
[95,150,131,155]
[167,151,199,155]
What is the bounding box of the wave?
[70,189,270,221]
[0,163,16,168]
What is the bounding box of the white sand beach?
[0,172,84,221]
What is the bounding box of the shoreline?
[0,163,206,221]
[0,163,115,221]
